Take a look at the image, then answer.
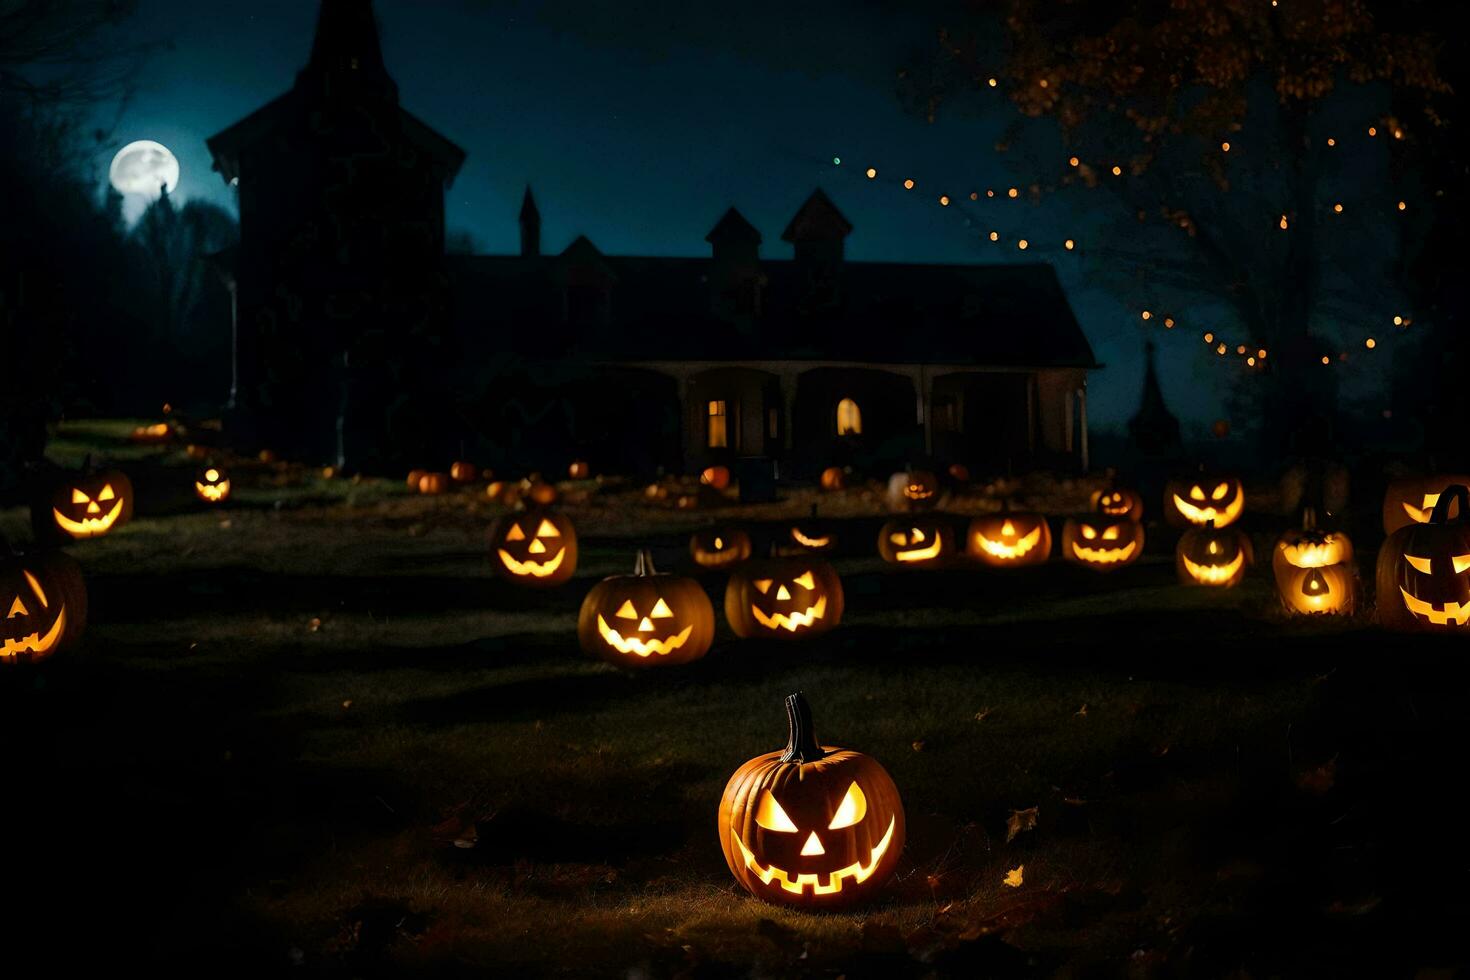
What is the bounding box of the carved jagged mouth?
[52,501,123,537]
[975,525,1042,559]
[1172,494,1243,526]
[1278,542,1342,569]
[0,606,67,659]
[1071,540,1137,564]
[894,539,942,562]
[595,616,693,657]
[1400,588,1470,626]
[790,529,831,549]
[497,547,566,577]
[195,482,230,502]
[1181,550,1245,584]
[733,816,896,896]
[750,596,827,632]
[904,488,935,500]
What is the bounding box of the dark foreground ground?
[3,423,1468,977]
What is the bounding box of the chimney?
[519,185,541,258]
[781,188,852,308]
[705,207,762,320]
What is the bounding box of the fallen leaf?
[974,708,992,722]
[1006,807,1039,843]
[1075,704,1088,717]
[1003,865,1024,888]
[342,699,353,710]
[912,739,927,752]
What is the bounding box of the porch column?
[1077,384,1089,473]
[778,366,800,452]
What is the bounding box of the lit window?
[708,400,727,448]
[836,398,862,436]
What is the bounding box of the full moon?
[109,140,180,196]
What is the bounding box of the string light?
[1017,239,1029,249]
[1064,239,1075,250]
[1204,332,1214,343]
[1394,128,1404,139]
[1236,345,1247,354]
[939,195,950,206]
[1327,137,1336,146]
[1111,165,1122,176]
[866,167,877,179]
[1247,356,1257,366]
[1164,317,1175,328]
[1216,343,1227,355]
[1333,202,1343,213]
[1365,337,1376,349]
[1038,78,1049,89]
[1221,141,1231,152]
[904,178,915,189]
[1279,214,1289,230]
[1069,156,1079,167]
[969,191,979,201]
[1257,349,1267,359]
[1322,356,1331,365]
[1398,200,1407,210]
[988,231,999,241]
[833,157,841,165]
[1393,315,1403,325]
[1368,126,1377,136]
[1007,187,1019,198]
[1141,310,1152,320]
[986,189,995,198]
[987,77,997,88]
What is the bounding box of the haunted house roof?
[446,254,1098,369]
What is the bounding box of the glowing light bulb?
[904,179,914,189]
[1247,356,1256,366]
[1069,156,1079,167]
[1327,137,1336,146]
[1064,239,1075,250]
[1217,343,1227,355]
[1236,345,1247,354]
[1398,200,1407,210]
[969,191,978,201]
[1038,78,1048,88]
[1322,356,1331,365]
[1257,348,1267,359]
[989,231,999,241]
[1279,215,1289,230]
[1164,318,1175,328]
[1203,332,1214,343]
[939,195,950,206]
[1221,141,1231,152]
[866,167,876,179]
[1393,315,1403,325]
[1365,337,1376,349]
[1007,187,1018,198]
[1333,203,1343,213]
[1368,126,1377,137]
[833,157,841,165]
[1111,165,1122,176]
[1141,310,1152,320]
[1017,239,1029,250]
[987,77,997,88]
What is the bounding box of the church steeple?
[519,185,541,258]
[295,0,398,102]
[1128,341,1183,456]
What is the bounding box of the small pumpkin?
[129,422,173,444]
[1175,522,1253,587]
[886,469,940,512]
[725,557,844,639]
[577,550,714,667]
[966,509,1051,567]
[1,540,87,665]
[1060,516,1144,570]
[701,465,732,490]
[1377,484,1470,630]
[450,461,479,483]
[1381,474,1470,535]
[194,465,231,504]
[521,478,559,507]
[406,469,428,491]
[418,472,451,495]
[568,460,591,480]
[33,460,135,543]
[781,505,836,555]
[719,692,905,909]
[1164,472,1245,528]
[877,516,954,567]
[1090,487,1144,523]
[947,463,971,483]
[486,481,520,505]
[487,509,579,587]
[690,527,753,569]
[819,467,847,491]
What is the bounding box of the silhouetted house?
[208,0,1098,475]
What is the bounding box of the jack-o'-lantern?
[577,550,714,667]
[1377,484,1470,630]
[568,460,591,480]
[486,481,519,506]
[690,527,752,569]
[780,505,835,555]
[129,422,173,444]
[877,517,953,567]
[487,510,579,587]
[719,692,905,909]
[701,465,732,490]
[1090,487,1144,523]
[1175,522,1252,587]
[418,472,450,495]
[725,558,844,639]
[194,466,231,504]
[819,467,846,491]
[450,461,478,483]
[886,470,940,512]
[1061,516,1144,570]
[33,462,134,543]
[406,469,428,491]
[1275,522,1356,615]
[1164,473,1245,528]
[966,510,1051,567]
[1382,474,1470,535]
[1,543,87,665]
[1272,509,1353,580]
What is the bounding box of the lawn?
[4,424,1467,976]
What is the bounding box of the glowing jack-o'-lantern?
[725,558,844,639]
[129,422,173,444]
[966,510,1051,567]
[568,460,591,480]
[690,527,752,569]
[1175,522,1253,587]
[719,692,905,909]
[577,550,714,667]
[886,470,940,512]
[406,469,428,492]
[1061,516,1144,570]
[701,466,732,490]
[33,463,134,544]
[877,517,954,567]
[819,467,847,491]
[1164,473,1245,528]
[418,472,450,495]
[1381,475,1470,535]
[194,466,231,504]
[487,510,579,587]
[1090,487,1144,523]
[1,544,87,665]
[1274,512,1356,615]
[1377,484,1470,630]
[779,505,835,555]
[450,461,479,483]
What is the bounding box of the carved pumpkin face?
[1377,485,1470,630]
[689,527,752,569]
[783,508,836,555]
[719,693,905,909]
[194,466,231,504]
[887,471,939,512]
[1,549,87,665]
[1279,564,1356,615]
[877,517,953,567]
[725,559,844,639]
[36,468,134,542]
[1061,517,1144,570]
[1381,475,1470,535]
[1091,488,1144,522]
[1176,524,1253,587]
[966,512,1052,567]
[577,551,714,666]
[1164,474,1244,528]
[487,511,579,587]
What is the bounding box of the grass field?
[4,423,1467,976]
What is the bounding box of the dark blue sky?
[93,0,1251,433]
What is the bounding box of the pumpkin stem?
[634,549,657,576]
[780,692,825,763]
[1430,485,1470,524]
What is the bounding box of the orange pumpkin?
[1060,516,1144,571]
[1164,472,1245,528]
[690,527,753,569]
[886,470,940,512]
[877,517,954,567]
[1377,484,1470,631]
[577,550,714,667]
[701,465,732,490]
[487,510,579,587]
[1,542,88,665]
[1175,523,1253,587]
[1090,487,1144,523]
[966,510,1051,567]
[450,461,479,483]
[568,460,591,479]
[725,558,844,639]
[33,462,135,544]
[819,467,847,491]
[406,469,428,491]
[417,472,451,495]
[1381,475,1470,535]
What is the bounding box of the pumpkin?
[194,465,231,504]
[1164,473,1245,528]
[1175,522,1253,587]
[947,463,971,483]
[719,692,905,908]
[185,444,209,460]
[521,478,559,507]
[1381,474,1470,535]
[725,558,844,639]
[877,517,954,567]
[701,465,732,490]
[886,470,940,512]
[406,469,428,491]
[819,467,847,491]
[1060,516,1144,570]
[1377,484,1470,630]
[418,472,450,495]
[1272,508,1353,579]
[1090,487,1144,523]
[450,461,479,483]
[781,505,835,555]
[568,460,591,480]
[257,449,278,463]
[486,481,520,505]
[33,462,134,543]
[577,550,714,667]
[1,542,87,665]
[966,509,1051,567]
[129,422,173,444]
[690,527,753,569]
[487,510,579,587]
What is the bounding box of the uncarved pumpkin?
[450,461,479,483]
[418,472,450,495]
[577,550,714,667]
[701,465,732,490]
[819,467,847,491]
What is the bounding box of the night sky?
[93,0,1241,434]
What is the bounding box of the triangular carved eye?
[98,484,116,501]
[755,790,798,833]
[71,488,89,504]
[615,600,638,619]
[505,524,526,541]
[1455,555,1470,574]
[650,598,673,618]
[754,579,773,594]
[1212,482,1230,500]
[1406,555,1432,574]
[7,597,26,619]
[536,519,560,538]
[1189,485,1206,501]
[793,571,815,590]
[1102,525,1120,540]
[828,782,867,829]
